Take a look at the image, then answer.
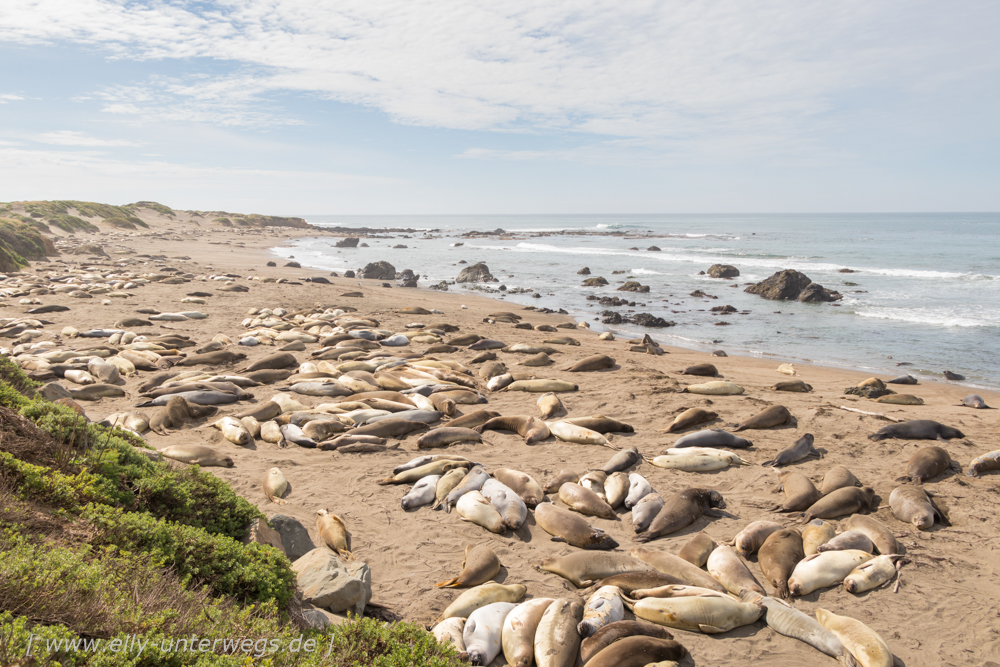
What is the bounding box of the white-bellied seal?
[843,554,904,594]
[868,419,964,441]
[491,468,545,507]
[316,509,352,559]
[438,582,526,622]
[535,503,618,550]
[631,493,664,533]
[624,472,652,509]
[558,483,616,519]
[436,544,502,588]
[673,429,752,449]
[457,490,506,533]
[636,488,726,542]
[465,602,516,666]
[960,394,989,409]
[757,528,804,599]
[707,545,765,596]
[816,530,873,553]
[815,608,895,667]
[897,445,958,484]
[400,474,441,510]
[578,585,624,639]
[431,617,466,654]
[213,416,253,446]
[762,434,819,467]
[501,597,553,667]
[622,594,762,634]
[481,478,527,530]
[788,550,872,596]
[681,381,743,395]
[966,449,1000,477]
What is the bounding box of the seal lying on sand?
[868,419,964,441]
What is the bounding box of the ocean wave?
[630,268,665,275]
[855,307,996,328]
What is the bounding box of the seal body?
[816,608,894,667]
[629,596,762,634]
[436,544,501,588]
[758,528,804,599]
[889,485,947,529]
[534,503,618,550]
[734,405,791,431]
[158,444,233,467]
[803,486,874,521]
[868,419,964,441]
[578,585,625,638]
[673,429,752,449]
[262,467,288,503]
[316,509,352,559]
[762,433,818,467]
[636,488,725,542]
[966,449,1000,477]
[900,445,954,483]
[501,598,553,667]
[631,493,664,533]
[662,408,717,433]
[464,602,516,666]
[729,520,783,558]
[820,465,861,495]
[438,583,526,621]
[788,550,872,596]
[772,470,821,512]
[579,621,674,665]
[492,468,545,507]
[539,552,651,588]
[533,597,584,667]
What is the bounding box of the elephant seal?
[820,465,861,495]
[521,352,553,367]
[279,423,317,448]
[772,380,812,392]
[815,608,894,667]
[673,428,752,449]
[535,503,618,550]
[816,530,873,553]
[501,598,554,667]
[681,381,743,395]
[745,593,850,663]
[244,368,295,384]
[438,582,526,622]
[788,550,873,596]
[592,572,686,596]
[481,478,527,530]
[889,485,948,530]
[442,466,490,511]
[567,354,616,372]
[578,585,625,638]
[636,488,726,543]
[158,444,233,467]
[416,427,483,448]
[579,621,674,665]
[734,405,791,431]
[802,486,874,521]
[475,415,550,445]
[537,392,563,418]
[677,532,716,568]
[771,470,821,512]
[538,552,652,588]
[350,418,429,438]
[898,445,958,484]
[966,450,1000,477]
[960,394,989,409]
[243,352,297,372]
[214,416,254,446]
[68,383,128,401]
[631,494,664,533]
[137,390,238,407]
[680,363,717,376]
[943,370,965,381]
[868,419,964,441]
[492,468,545,508]
[149,396,218,435]
[533,598,584,667]
[604,471,629,508]
[844,514,900,555]
[728,521,783,558]
[843,554,904,594]
[876,394,924,405]
[624,473,652,509]
[263,468,288,504]
[586,635,686,667]
[661,407,717,433]
[564,415,634,433]
[758,528,805,599]
[601,446,641,474]
[887,374,917,385]
[543,469,579,493]
[624,594,762,634]
[234,401,282,422]
[801,519,836,555]
[469,338,506,350]
[401,475,441,510]
[763,434,819,468]
[504,379,578,392]
[707,544,765,596]
[446,410,501,429]
[469,351,497,363]
[176,350,247,366]
[558,483,617,519]
[432,618,466,654]
[316,509,352,559]
[436,544,502,588]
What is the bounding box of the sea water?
[272,213,1000,388]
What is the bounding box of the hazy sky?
[1,1,998,214]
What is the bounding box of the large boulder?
[632,313,674,328]
[577,267,591,275]
[268,514,315,560]
[361,261,396,280]
[798,283,842,303]
[242,518,285,555]
[582,277,609,287]
[707,264,740,279]
[335,237,360,248]
[456,262,495,283]
[291,548,372,615]
[617,281,650,293]
[744,270,814,301]
[396,268,416,281]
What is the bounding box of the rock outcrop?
[291,548,372,616]
[456,262,494,283]
[335,237,360,248]
[744,269,841,302]
[617,281,650,293]
[582,277,609,287]
[361,261,396,280]
[707,264,740,279]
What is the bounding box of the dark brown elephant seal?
[844,514,901,555]
[415,427,482,449]
[868,419,964,441]
[234,401,282,422]
[772,380,812,392]
[579,621,674,665]
[661,407,717,433]
[734,405,791,431]
[351,418,429,439]
[446,410,501,429]
[559,483,617,520]
[243,352,297,372]
[802,486,874,521]
[244,368,295,384]
[897,445,958,484]
[600,446,641,474]
[149,396,218,435]
[447,333,482,346]
[592,572,686,595]
[758,528,804,599]
[680,363,717,376]
[535,503,618,549]
[676,532,716,567]
[585,635,687,667]
[762,433,819,467]
[820,465,861,495]
[543,469,579,493]
[771,470,821,512]
[567,354,616,372]
[564,415,634,433]
[635,488,726,543]
[176,350,247,366]
[889,485,948,530]
[475,415,549,445]
[469,350,497,363]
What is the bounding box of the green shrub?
[48,214,99,233]
[125,201,174,218]
[0,452,116,507]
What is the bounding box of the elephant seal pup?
[801,519,836,555]
[475,415,550,445]
[535,503,618,550]
[262,468,288,504]
[868,419,964,441]
[492,468,545,508]
[558,483,617,519]
[960,394,989,409]
[820,465,861,495]
[431,617,466,654]
[244,368,294,384]
[743,593,850,663]
[158,444,234,467]
[501,597,554,667]
[457,490,507,534]
[680,363,717,377]
[601,446,641,474]
[887,374,917,385]
[593,571,686,595]
[772,470,821,512]
[438,582,526,622]
[446,410,501,429]
[802,486,874,521]
[876,394,924,405]
[815,608,894,667]
[564,415,635,433]
[214,416,254,446]
[149,396,218,435]
[762,434,819,467]
[436,544,502,588]
[538,552,652,588]
[416,427,483,449]
[772,380,812,392]
[503,379,578,393]
[631,493,664,533]
[533,597,584,667]
[578,585,625,638]
[316,509,352,559]
[728,521,783,558]
[585,635,686,667]
[580,621,674,665]
[543,469,579,493]
[629,548,728,593]
[233,401,282,422]
[682,381,743,395]
[898,445,958,484]
[966,450,1000,477]
[707,544,766,596]
[137,390,239,407]
[401,474,440,510]
[816,530,873,554]
[843,554,905,594]
[673,428,753,449]
[677,532,716,568]
[566,354,616,372]
[758,528,805,599]
[844,514,900,555]
[660,407,717,433]
[788,550,873,597]
[481,478,528,530]
[636,488,726,543]
[624,594,762,634]
[537,392,563,418]
[624,473,652,509]
[734,405,791,431]
[442,466,490,511]
[889,485,948,530]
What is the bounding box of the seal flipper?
[698,624,726,634]
[550,536,566,543]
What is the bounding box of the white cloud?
[36,130,140,147]
[0,94,24,103]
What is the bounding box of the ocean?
[271,213,1000,389]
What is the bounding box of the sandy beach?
[7,209,1000,667]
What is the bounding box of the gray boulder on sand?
[291,548,372,616]
[269,514,316,560]
[456,261,495,282]
[361,261,396,280]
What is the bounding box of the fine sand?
[12,216,1000,666]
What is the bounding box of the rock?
[744,269,842,302]
[456,262,494,283]
[402,279,418,287]
[797,283,842,303]
[582,277,609,287]
[266,261,276,267]
[361,261,396,280]
[70,244,108,257]
[393,244,407,249]
[38,382,72,401]
[397,269,416,281]
[647,246,661,251]
[690,290,717,298]
[599,296,631,307]
[601,311,624,325]
[269,514,316,560]
[707,264,740,279]
[335,237,360,248]
[617,281,649,293]
[577,267,591,275]
[429,281,450,291]
[291,548,371,615]
[838,268,856,273]
[242,518,286,555]
[531,292,541,298]
[284,261,301,268]
[344,270,355,278]
[632,313,674,328]
[711,305,737,313]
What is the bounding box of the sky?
[0,0,998,215]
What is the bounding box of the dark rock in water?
[798,282,841,303]
[943,370,965,381]
[578,267,591,275]
[582,276,609,287]
[745,269,841,303]
[393,244,407,249]
[269,514,316,560]
[707,264,740,279]
[429,281,449,291]
[599,296,631,307]
[266,261,276,267]
[612,270,628,275]
[361,261,396,280]
[838,268,856,273]
[359,243,369,248]
[344,270,355,278]
[618,281,650,293]
[601,311,624,325]
[714,321,732,326]
[647,246,661,251]
[456,261,494,283]
[499,285,507,291]
[335,237,360,248]
[531,292,541,298]
[458,260,467,264]
[711,305,737,313]
[284,261,301,268]
[397,268,416,281]
[845,385,894,399]
[690,290,717,299]
[632,313,674,328]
